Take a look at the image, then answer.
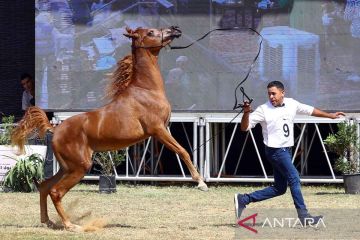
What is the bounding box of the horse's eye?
[147,31,154,36]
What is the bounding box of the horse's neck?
[132,49,165,92]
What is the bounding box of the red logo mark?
[237,213,258,233]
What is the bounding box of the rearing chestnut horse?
[11,26,207,231]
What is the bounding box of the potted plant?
[0,115,14,145]
[0,114,47,182]
[2,153,44,192]
[324,120,360,194]
[92,150,125,194]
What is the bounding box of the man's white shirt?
[22,90,33,110]
[247,98,314,148]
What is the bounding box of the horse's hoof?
[42,219,57,229]
[197,181,209,192]
[66,224,83,232]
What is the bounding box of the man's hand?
[312,109,346,119]
[240,101,251,131]
[242,101,252,114]
[330,112,346,119]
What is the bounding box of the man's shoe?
[234,193,246,219]
[299,214,323,226]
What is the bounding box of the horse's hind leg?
[154,127,208,191]
[49,149,92,231]
[39,169,64,227]
[49,168,89,232]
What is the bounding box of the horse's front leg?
[154,126,208,191]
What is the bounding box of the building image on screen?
[35,0,360,112]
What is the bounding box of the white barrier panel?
[0,145,47,181]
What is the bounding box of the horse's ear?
[124,27,139,39]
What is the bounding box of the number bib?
[265,113,294,147]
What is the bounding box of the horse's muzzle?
[170,26,182,38]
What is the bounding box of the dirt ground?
[0,183,359,240]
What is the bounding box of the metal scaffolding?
[53,112,360,183]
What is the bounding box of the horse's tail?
[11,106,54,155]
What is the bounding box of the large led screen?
[35,0,360,112]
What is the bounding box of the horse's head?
[124,26,182,53]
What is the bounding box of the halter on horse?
[11,26,208,232]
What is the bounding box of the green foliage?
[324,121,360,174]
[0,115,15,145]
[2,153,44,192]
[92,150,125,176]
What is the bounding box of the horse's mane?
[105,54,133,100]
